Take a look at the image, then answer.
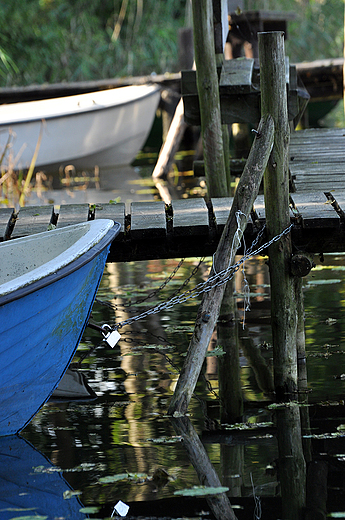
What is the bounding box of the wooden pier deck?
[0,128,344,262]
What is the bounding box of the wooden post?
[168,114,274,415]
[258,31,298,398]
[152,98,187,180]
[192,0,228,197]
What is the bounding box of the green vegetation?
[0,0,187,86]
[0,0,343,86]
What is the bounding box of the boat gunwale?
[0,85,161,126]
[0,222,120,307]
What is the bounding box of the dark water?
[3,161,345,520]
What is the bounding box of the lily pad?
[79,506,100,513]
[174,486,229,496]
[99,472,148,484]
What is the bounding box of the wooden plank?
[330,190,345,212]
[0,207,14,240]
[219,58,254,93]
[211,197,232,230]
[56,204,90,227]
[290,192,339,228]
[93,202,126,236]
[211,196,257,234]
[171,198,209,236]
[11,205,54,238]
[253,194,266,221]
[130,201,166,239]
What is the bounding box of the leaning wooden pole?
[191,0,228,197]
[168,114,274,415]
[259,31,298,397]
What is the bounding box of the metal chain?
[113,223,293,330]
[96,257,205,312]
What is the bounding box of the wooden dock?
[0,127,344,262]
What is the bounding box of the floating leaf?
[165,325,194,333]
[307,279,341,285]
[147,435,182,444]
[63,489,82,499]
[174,486,229,496]
[79,506,100,513]
[6,516,48,520]
[99,472,148,484]
[223,421,273,431]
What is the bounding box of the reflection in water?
[171,415,237,520]
[0,435,86,519]
[14,252,345,519]
[3,159,345,517]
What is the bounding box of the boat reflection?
[0,435,86,519]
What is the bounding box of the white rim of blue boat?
[0,219,120,303]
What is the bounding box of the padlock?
[102,325,121,348]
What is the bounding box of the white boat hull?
[0,85,160,171]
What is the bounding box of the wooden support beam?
[259,31,298,397]
[168,114,274,415]
[191,0,228,197]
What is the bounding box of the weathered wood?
[11,205,54,238]
[219,58,255,93]
[152,98,187,179]
[56,204,90,227]
[168,114,274,415]
[93,202,126,236]
[182,59,305,127]
[2,191,344,258]
[290,192,340,228]
[0,207,15,240]
[259,31,298,397]
[130,201,166,239]
[171,198,209,236]
[192,0,228,197]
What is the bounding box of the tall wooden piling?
[258,31,298,397]
[191,0,228,197]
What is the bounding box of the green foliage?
[245,0,344,63]
[1,0,344,86]
[0,0,186,86]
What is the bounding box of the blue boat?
[0,435,87,519]
[0,219,120,436]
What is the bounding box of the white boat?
[0,84,160,172]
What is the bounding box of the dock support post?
[191,0,228,197]
[168,114,274,415]
[258,31,298,398]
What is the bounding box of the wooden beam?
[259,31,298,397]
[168,114,274,415]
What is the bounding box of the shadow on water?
[3,159,345,519]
